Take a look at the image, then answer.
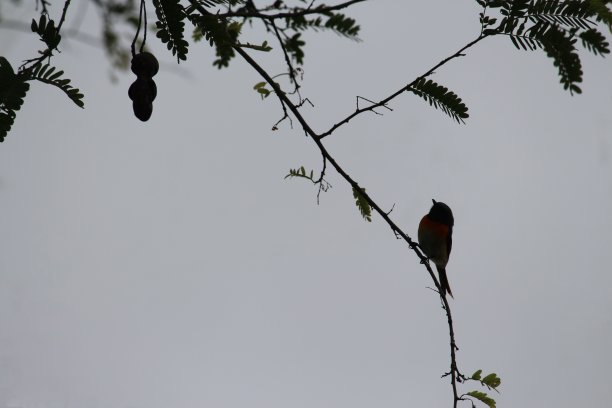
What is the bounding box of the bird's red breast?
[419,215,450,237]
[418,215,450,265]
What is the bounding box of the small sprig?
[461,369,502,408]
[153,0,189,61]
[352,185,372,222]
[408,78,469,124]
[28,63,84,108]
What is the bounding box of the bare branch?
[319,33,489,139]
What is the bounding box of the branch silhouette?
[8,0,606,405]
[186,1,479,405]
[214,0,367,19]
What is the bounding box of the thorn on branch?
[297,97,314,108]
[356,95,393,115]
[385,203,396,216]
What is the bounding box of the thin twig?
[140,0,147,53]
[319,33,489,139]
[56,0,72,33]
[214,0,366,19]
[269,19,301,95]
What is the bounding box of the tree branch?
[318,33,489,139]
[213,0,366,20]
[187,1,483,405]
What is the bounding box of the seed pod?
[133,100,153,122]
[128,78,157,102]
[131,52,159,77]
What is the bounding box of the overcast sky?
[1,1,612,408]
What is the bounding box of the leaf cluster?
[29,63,84,108]
[285,165,316,181]
[186,0,360,68]
[0,56,84,143]
[463,369,502,408]
[466,390,497,408]
[470,369,502,390]
[480,0,612,94]
[352,186,372,222]
[253,81,271,99]
[408,78,469,124]
[31,14,61,50]
[0,57,30,142]
[153,0,189,62]
[283,11,360,64]
[190,14,243,68]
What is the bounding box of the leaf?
[324,13,361,38]
[471,369,483,381]
[284,33,306,65]
[491,4,592,94]
[482,373,501,389]
[285,166,315,181]
[588,0,612,31]
[285,10,360,41]
[539,25,583,95]
[352,186,372,222]
[408,78,469,123]
[579,28,610,55]
[0,57,30,142]
[257,88,270,97]
[191,15,239,69]
[237,41,273,52]
[467,391,496,408]
[31,14,61,49]
[152,0,189,62]
[27,63,84,108]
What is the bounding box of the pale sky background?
[1,1,612,408]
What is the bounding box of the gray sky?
[1,1,612,407]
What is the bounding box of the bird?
[418,199,454,298]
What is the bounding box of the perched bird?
[418,199,454,298]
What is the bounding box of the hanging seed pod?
[131,52,159,78]
[128,78,157,103]
[133,100,153,122]
[128,51,159,121]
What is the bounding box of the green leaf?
[324,13,360,38]
[191,15,239,69]
[408,78,469,123]
[284,166,320,184]
[237,41,273,52]
[482,373,502,389]
[352,186,372,222]
[467,391,496,408]
[284,33,306,65]
[471,369,483,381]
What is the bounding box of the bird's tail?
[436,266,454,299]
